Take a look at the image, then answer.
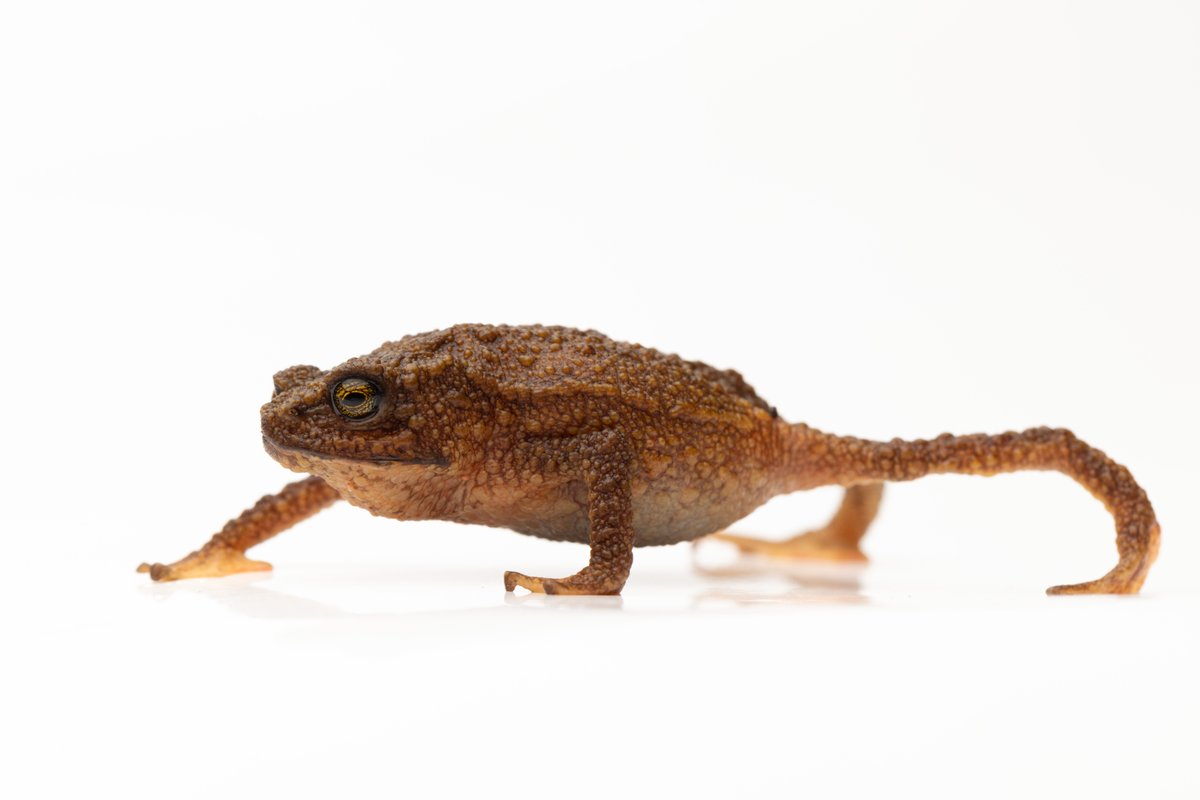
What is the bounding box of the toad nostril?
[272,365,323,397]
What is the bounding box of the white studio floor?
[6,3,1200,797]
[10,485,1198,800]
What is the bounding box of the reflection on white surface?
[10,437,1200,800]
[503,592,625,611]
[691,537,868,606]
[131,535,877,615]
[6,525,1199,800]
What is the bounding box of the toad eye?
[331,378,381,420]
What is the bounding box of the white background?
[3,2,1198,798]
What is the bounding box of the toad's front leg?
[505,432,634,596]
[138,476,340,581]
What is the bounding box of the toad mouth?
[261,435,449,468]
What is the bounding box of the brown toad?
[139,324,1159,595]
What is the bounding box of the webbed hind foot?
[707,483,882,562]
[709,529,867,562]
[1046,535,1158,595]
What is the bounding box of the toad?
[139,324,1160,595]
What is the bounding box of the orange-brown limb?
[504,431,635,595]
[710,483,883,561]
[788,426,1159,595]
[137,476,341,582]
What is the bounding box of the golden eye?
[332,378,380,419]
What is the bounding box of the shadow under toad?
[137,567,630,621]
[688,537,868,608]
[135,539,868,621]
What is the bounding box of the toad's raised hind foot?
[709,483,882,562]
[138,475,340,582]
[1046,536,1158,595]
[786,425,1160,595]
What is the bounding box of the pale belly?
[458,476,778,547]
[272,444,780,547]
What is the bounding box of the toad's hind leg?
[789,426,1160,595]
[138,475,340,581]
[709,483,883,561]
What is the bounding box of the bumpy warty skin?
[142,322,1158,595]
[261,324,795,546]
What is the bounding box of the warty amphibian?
[139,324,1160,595]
